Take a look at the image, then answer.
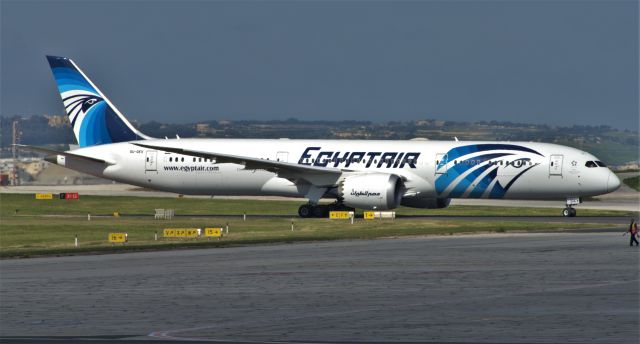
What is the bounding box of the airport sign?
[164,228,200,238]
[108,233,127,243]
[329,211,353,219]
[204,228,222,237]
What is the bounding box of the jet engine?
[339,174,404,210]
[400,197,451,209]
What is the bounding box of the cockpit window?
[585,161,598,168]
[595,161,607,167]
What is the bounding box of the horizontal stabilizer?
[14,144,115,165]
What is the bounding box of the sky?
[1,0,638,129]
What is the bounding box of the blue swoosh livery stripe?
[437,144,543,170]
[435,152,511,195]
[436,144,542,199]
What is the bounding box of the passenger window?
[181,157,184,162]
[585,161,597,168]
[169,157,172,162]
[595,161,606,167]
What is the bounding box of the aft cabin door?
[549,154,563,176]
[435,153,448,175]
[145,150,157,172]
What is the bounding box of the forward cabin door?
[145,150,157,173]
[549,154,563,176]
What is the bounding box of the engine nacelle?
[400,197,451,209]
[339,174,404,210]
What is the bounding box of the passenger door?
[145,150,157,173]
[435,153,448,175]
[549,154,563,176]
[276,151,289,163]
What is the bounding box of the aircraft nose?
[607,171,621,193]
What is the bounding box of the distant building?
[195,123,211,135]
[45,115,69,128]
[613,161,640,171]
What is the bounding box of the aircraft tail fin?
[46,56,151,147]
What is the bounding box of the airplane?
[18,56,621,218]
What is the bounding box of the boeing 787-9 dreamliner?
[18,56,621,217]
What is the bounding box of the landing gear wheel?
[563,207,577,217]
[298,204,312,218]
[312,205,329,218]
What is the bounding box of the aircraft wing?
[14,144,115,165]
[133,142,343,186]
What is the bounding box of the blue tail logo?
[46,56,149,147]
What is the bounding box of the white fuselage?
[57,139,619,203]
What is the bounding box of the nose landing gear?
[562,197,581,217]
[562,207,577,217]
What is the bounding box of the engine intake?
[339,174,404,210]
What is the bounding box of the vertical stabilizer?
[46,56,150,147]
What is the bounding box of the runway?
[1,232,638,343]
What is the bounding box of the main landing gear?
[298,202,354,218]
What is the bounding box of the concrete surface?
[1,233,638,343]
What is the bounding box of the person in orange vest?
[625,219,639,247]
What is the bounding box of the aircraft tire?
[298,205,312,218]
[312,205,329,218]
[562,208,575,217]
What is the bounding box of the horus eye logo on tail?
[46,55,150,147]
[63,94,104,128]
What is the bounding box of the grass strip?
[623,176,639,191]
[0,193,629,258]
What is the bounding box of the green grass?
[0,193,630,258]
[2,193,631,217]
[623,176,640,191]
